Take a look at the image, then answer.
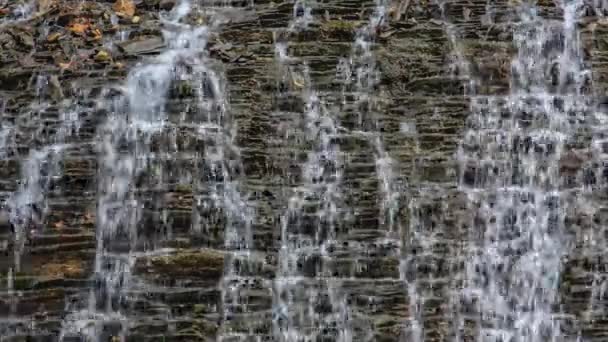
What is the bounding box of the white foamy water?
[59,2,216,340]
[456,1,595,340]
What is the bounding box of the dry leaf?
[68,19,90,35]
[94,50,112,62]
[113,0,135,18]
[58,61,72,69]
[47,32,61,42]
[91,28,102,41]
[54,221,64,229]
[0,8,9,16]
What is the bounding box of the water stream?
[456,1,594,341]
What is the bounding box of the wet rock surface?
[0,0,607,341]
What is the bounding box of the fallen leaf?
[131,15,140,24]
[0,8,9,16]
[54,221,64,229]
[113,0,135,18]
[58,61,72,69]
[91,28,102,41]
[94,50,112,62]
[68,19,90,35]
[47,32,62,42]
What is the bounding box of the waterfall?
[272,3,351,340]
[59,2,226,340]
[456,1,594,340]
[272,0,406,340]
[4,0,608,341]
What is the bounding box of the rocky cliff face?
[0,0,607,341]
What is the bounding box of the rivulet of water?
[346,0,401,238]
[9,145,65,272]
[59,2,214,339]
[207,20,255,342]
[272,3,358,339]
[456,1,593,340]
[273,84,347,341]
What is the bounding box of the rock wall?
[0,0,607,341]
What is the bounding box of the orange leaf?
[68,20,90,35]
[113,0,135,18]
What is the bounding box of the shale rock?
[133,249,225,283]
[0,0,607,341]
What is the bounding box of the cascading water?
[457,1,594,340]
[272,0,407,339]
[0,73,90,339]
[337,0,410,340]
[9,146,64,272]
[272,4,353,340]
[273,76,347,341]
[58,2,248,340]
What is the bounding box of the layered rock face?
[0,0,608,341]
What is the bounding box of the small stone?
[159,0,177,10]
[48,75,64,101]
[117,36,165,55]
[463,7,471,21]
[14,31,35,49]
